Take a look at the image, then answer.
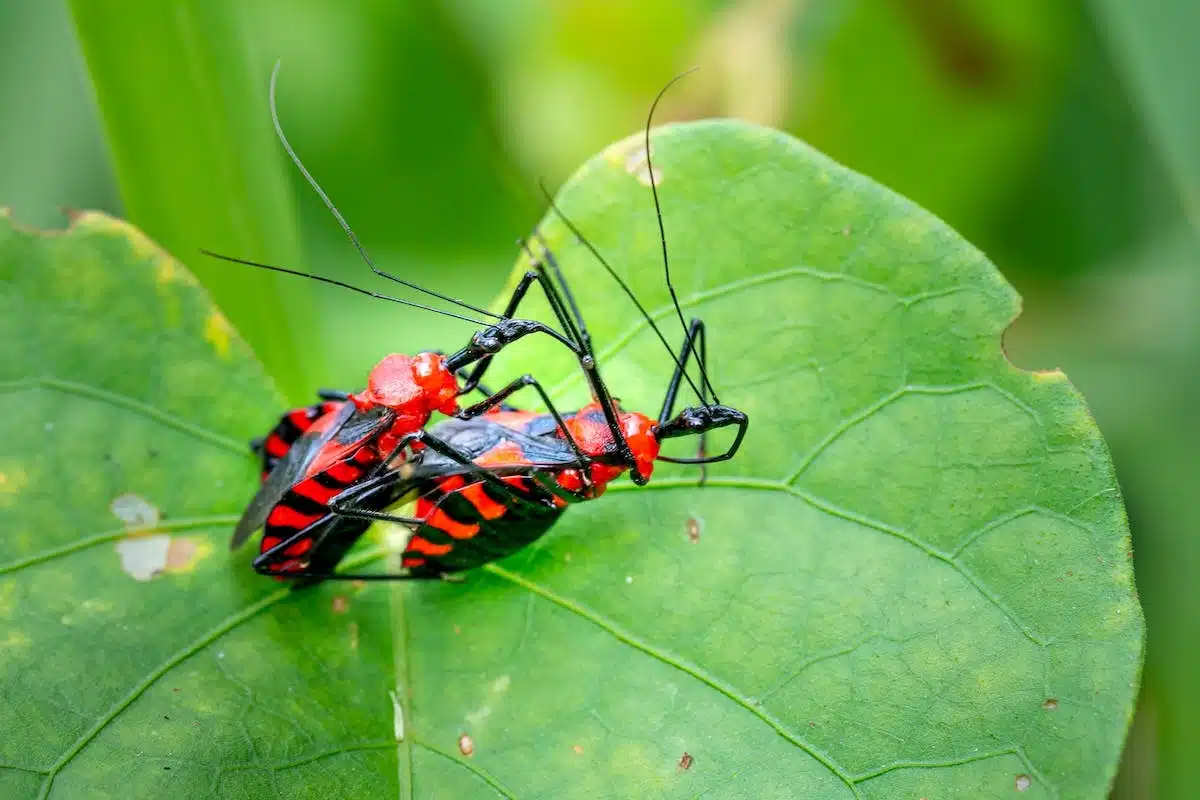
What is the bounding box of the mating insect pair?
[217,64,748,585]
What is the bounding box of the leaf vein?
[0,376,247,455]
[608,477,1050,647]
[38,588,290,797]
[412,740,517,800]
[483,564,862,798]
[0,514,240,575]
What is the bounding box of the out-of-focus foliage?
[1,0,1194,795]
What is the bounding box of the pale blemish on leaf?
[115,534,208,581]
[332,595,350,614]
[623,144,662,187]
[0,582,15,618]
[0,631,30,652]
[390,689,405,741]
[887,214,936,244]
[1042,698,1059,710]
[73,212,190,283]
[110,492,160,528]
[491,675,511,694]
[458,733,474,756]
[1015,774,1032,791]
[115,535,170,581]
[0,466,29,510]
[59,598,114,626]
[465,705,491,728]
[600,133,662,186]
[203,309,234,359]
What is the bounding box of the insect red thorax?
[351,353,459,428]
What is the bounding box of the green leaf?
[0,120,1141,798]
[68,0,316,401]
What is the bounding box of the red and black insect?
[218,62,609,577]
[296,242,747,581]
[250,390,347,480]
[227,66,748,583]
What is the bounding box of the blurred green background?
[1,1,1193,796]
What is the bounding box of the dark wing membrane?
[230,401,360,549]
[333,405,389,445]
[424,417,584,472]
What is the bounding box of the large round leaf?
[0,119,1141,799]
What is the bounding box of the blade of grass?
[68,0,315,401]
[1088,0,1200,230]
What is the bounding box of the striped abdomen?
[257,443,381,575]
[255,400,346,481]
[401,473,566,576]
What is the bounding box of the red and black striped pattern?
[256,442,382,576]
[254,400,346,481]
[401,471,567,576]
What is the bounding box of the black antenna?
[644,66,719,403]
[268,59,502,321]
[537,185,717,405]
[201,249,491,326]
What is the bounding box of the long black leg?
[328,468,547,528]
[253,474,466,583]
[657,317,709,482]
[522,238,590,352]
[453,263,588,395]
[657,318,709,422]
[523,242,645,484]
[317,388,351,401]
[454,373,518,409]
[277,569,455,582]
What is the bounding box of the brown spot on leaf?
[572,745,584,755]
[686,516,702,544]
[458,733,474,756]
[1042,698,1058,710]
[332,595,349,614]
[678,752,693,771]
[165,538,198,571]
